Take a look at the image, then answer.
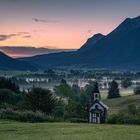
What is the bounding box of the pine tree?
[108,80,120,99]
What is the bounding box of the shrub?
[107,114,118,124]
[0,103,17,110]
[107,104,140,125]
[0,108,53,123]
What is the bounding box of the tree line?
[0,77,140,124]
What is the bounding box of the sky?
[0,0,140,57]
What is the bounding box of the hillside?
[104,94,140,114]
[0,51,37,71]
[20,15,140,70]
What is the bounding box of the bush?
[0,108,53,123]
[0,103,17,110]
[107,114,118,124]
[107,105,140,125]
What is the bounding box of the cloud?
[33,18,59,23]
[23,35,32,38]
[18,32,30,35]
[87,30,93,33]
[0,32,32,41]
[0,34,17,41]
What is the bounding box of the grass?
[0,88,139,140]
[0,120,140,140]
[100,88,134,99]
[104,94,140,114]
[99,88,140,114]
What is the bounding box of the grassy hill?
[104,94,140,114]
[0,121,140,140]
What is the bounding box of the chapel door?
[92,113,100,123]
[96,113,100,124]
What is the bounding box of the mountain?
[0,46,76,58]
[0,51,37,71]
[20,16,140,70]
[79,33,105,52]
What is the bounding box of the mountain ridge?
[0,51,37,71]
[3,15,140,70]
[19,15,140,70]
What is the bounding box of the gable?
[90,103,104,112]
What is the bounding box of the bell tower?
[93,82,101,102]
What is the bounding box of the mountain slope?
[0,51,37,71]
[20,16,140,70]
[78,16,140,69]
[78,33,105,52]
[0,46,76,58]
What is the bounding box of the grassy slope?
[0,121,140,140]
[100,88,134,99]
[104,94,140,114]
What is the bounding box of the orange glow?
[0,20,119,57]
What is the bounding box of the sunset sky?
[0,0,140,57]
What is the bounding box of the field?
[100,88,134,99]
[104,94,140,114]
[0,121,140,140]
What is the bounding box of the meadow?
[0,121,140,140]
[104,94,140,114]
[100,88,134,99]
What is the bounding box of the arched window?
[95,105,98,109]
[95,94,98,98]
[94,93,99,100]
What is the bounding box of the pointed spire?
[93,82,100,93]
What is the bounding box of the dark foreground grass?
[0,121,140,140]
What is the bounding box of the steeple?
[93,82,100,93]
[93,82,101,102]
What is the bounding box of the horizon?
[0,0,140,57]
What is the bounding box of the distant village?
[1,70,140,92]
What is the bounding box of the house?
[89,83,109,124]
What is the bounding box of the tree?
[108,80,120,99]
[25,88,57,114]
[74,81,100,120]
[54,79,75,99]
[61,79,67,84]
[53,99,66,119]
[121,78,132,88]
[0,77,19,93]
[0,89,20,105]
[44,69,56,78]
[65,98,78,119]
[134,86,140,95]
[84,81,99,104]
